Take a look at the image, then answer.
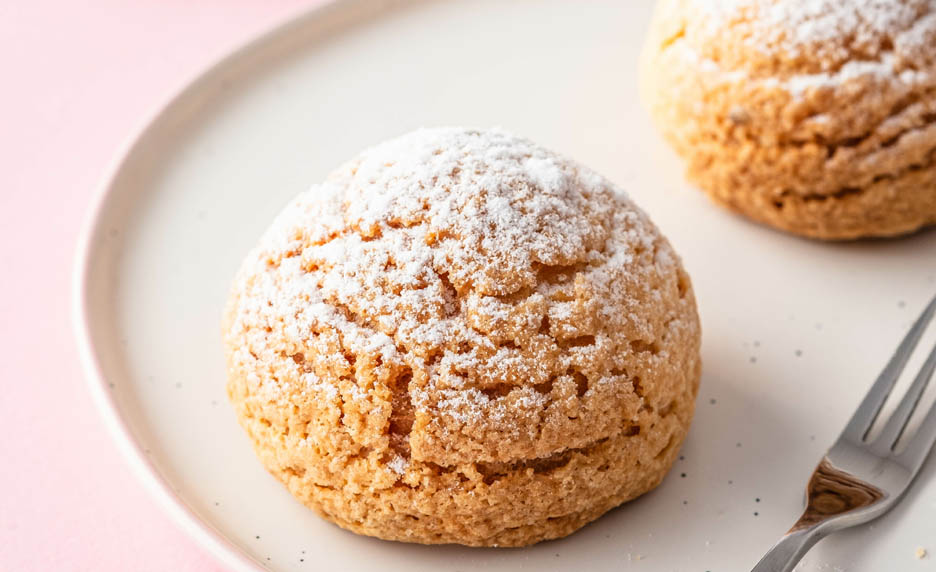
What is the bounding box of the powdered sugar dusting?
[759,0,923,52]
[690,0,930,53]
[670,0,936,96]
[387,455,408,475]
[225,127,695,463]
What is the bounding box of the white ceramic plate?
[73,1,936,570]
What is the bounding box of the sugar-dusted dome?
[224,127,701,546]
[641,0,936,238]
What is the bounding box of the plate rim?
[67,2,377,570]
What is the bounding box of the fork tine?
[873,341,936,451]
[842,294,936,443]
[898,388,936,473]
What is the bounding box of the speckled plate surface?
[73,1,936,570]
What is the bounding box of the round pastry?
[640,0,936,239]
[223,127,701,547]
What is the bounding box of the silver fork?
[752,295,936,572]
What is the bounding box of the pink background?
[1,2,319,569]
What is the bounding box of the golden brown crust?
[641,0,936,239]
[223,128,701,546]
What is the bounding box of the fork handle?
[751,527,824,572]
